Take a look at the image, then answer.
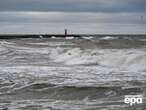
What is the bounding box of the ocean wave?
[0,37,145,110]
[1,82,142,101]
[81,36,93,40]
[50,48,146,71]
[100,36,117,40]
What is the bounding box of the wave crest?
[50,48,146,71]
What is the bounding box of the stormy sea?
[0,35,146,110]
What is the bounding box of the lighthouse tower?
[65,29,67,36]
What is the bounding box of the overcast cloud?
[0,0,146,34]
[0,0,146,12]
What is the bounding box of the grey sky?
[0,0,146,34]
[0,0,146,12]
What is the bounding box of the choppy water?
[0,36,146,110]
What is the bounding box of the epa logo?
[124,95,143,106]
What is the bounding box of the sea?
[0,35,146,110]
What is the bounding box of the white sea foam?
[51,36,56,39]
[0,38,145,110]
[0,40,15,45]
[28,42,75,46]
[82,36,93,40]
[65,36,74,40]
[100,36,117,40]
[39,35,43,38]
[0,41,51,54]
[50,48,146,72]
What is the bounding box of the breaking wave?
[0,37,146,110]
[50,48,146,71]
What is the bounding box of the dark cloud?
[0,0,145,12]
[0,12,145,24]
